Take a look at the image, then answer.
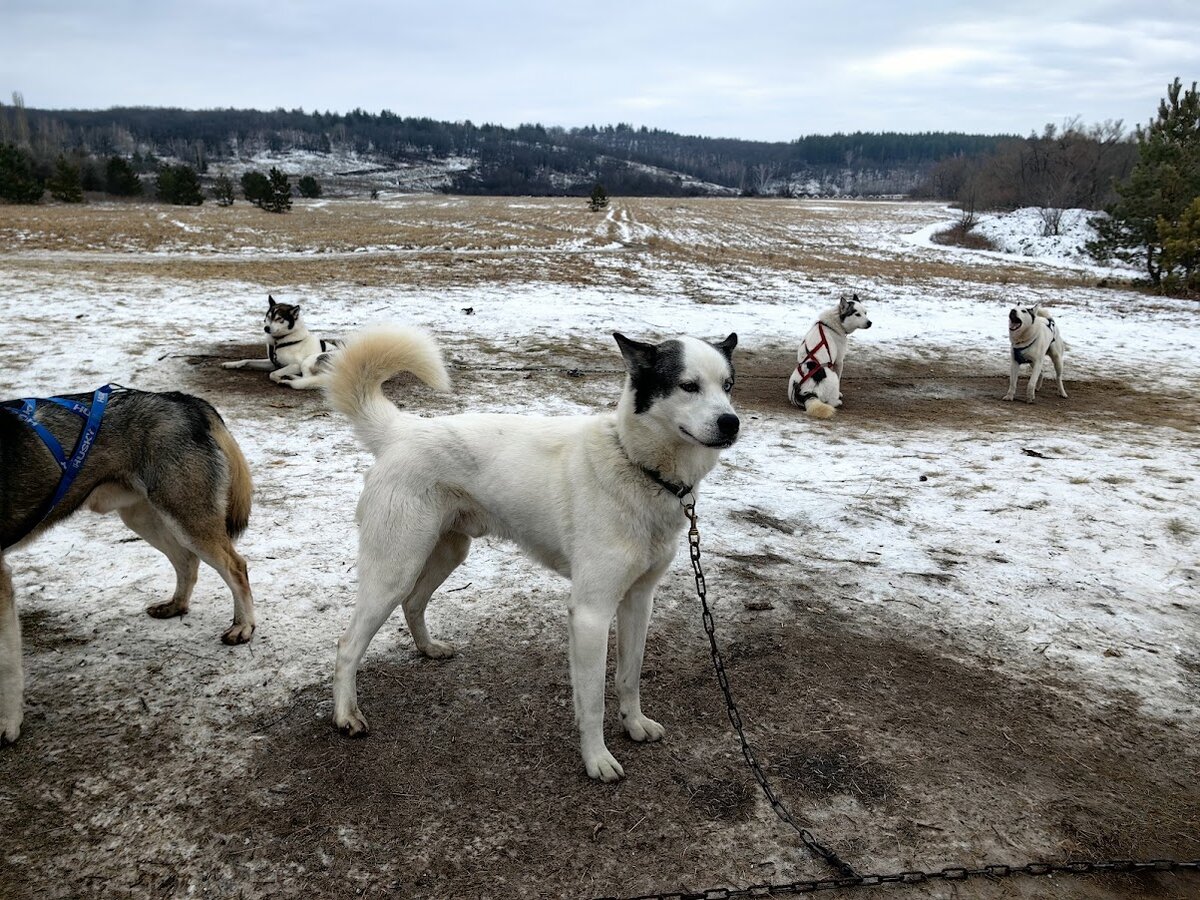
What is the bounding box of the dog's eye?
[723,379,733,393]
[679,381,700,393]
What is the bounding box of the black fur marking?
[614,334,686,414]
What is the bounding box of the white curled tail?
[326,325,451,456]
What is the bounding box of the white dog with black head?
[788,294,872,418]
[1003,304,1067,403]
[222,295,339,389]
[325,325,739,782]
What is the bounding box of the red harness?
[795,323,836,385]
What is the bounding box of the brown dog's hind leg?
[118,502,200,620]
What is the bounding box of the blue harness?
[3,384,114,548]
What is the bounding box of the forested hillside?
[0,101,1013,197]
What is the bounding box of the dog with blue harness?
[1003,304,1068,404]
[1,387,256,745]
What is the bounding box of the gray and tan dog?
[0,389,256,745]
[1003,304,1067,403]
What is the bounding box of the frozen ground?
[0,198,1197,899]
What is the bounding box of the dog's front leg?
[568,579,624,782]
[269,363,303,383]
[0,558,23,745]
[1003,359,1019,401]
[616,567,668,744]
[1025,356,1045,403]
[222,358,276,371]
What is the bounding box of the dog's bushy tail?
[1035,308,1054,319]
[208,413,253,540]
[326,325,451,456]
[804,398,836,419]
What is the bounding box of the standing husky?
[788,294,872,418]
[1003,304,1067,403]
[0,389,256,745]
[223,295,340,390]
[326,325,739,782]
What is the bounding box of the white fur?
[1003,305,1068,403]
[787,296,872,418]
[325,326,739,782]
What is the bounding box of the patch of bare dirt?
[3,596,1196,899]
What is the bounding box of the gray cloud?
[2,0,1194,139]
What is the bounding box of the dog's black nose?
[263,326,271,333]
[863,320,872,328]
[717,413,740,439]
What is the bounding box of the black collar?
[615,435,692,498]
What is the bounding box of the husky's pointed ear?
[268,295,276,308]
[838,295,853,315]
[851,293,860,303]
[711,333,737,360]
[613,332,656,372]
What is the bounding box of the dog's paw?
[1002,393,1015,402]
[1058,388,1069,398]
[0,700,22,746]
[584,748,625,782]
[623,713,665,743]
[146,598,189,619]
[335,709,370,738]
[0,719,20,746]
[221,361,243,369]
[221,621,255,645]
[419,639,456,660]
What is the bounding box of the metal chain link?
[592,496,1200,900]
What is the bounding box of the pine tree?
[241,170,270,207]
[264,166,292,212]
[298,174,322,198]
[1088,78,1200,289]
[47,155,84,203]
[0,142,44,203]
[212,172,235,206]
[588,183,608,211]
[155,163,204,205]
[105,156,142,196]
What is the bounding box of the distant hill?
[1,104,1014,198]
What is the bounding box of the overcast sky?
[2,1,1196,140]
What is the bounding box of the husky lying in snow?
[788,294,872,418]
[223,295,340,390]
[326,325,740,782]
[0,389,256,745]
[1003,304,1067,403]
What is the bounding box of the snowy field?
[0,198,1197,899]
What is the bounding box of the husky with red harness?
[788,295,872,418]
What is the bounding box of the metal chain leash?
[595,495,1200,900]
[680,496,859,880]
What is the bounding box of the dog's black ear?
[613,332,656,372]
[268,295,276,308]
[711,333,737,360]
[851,293,859,302]
[838,295,852,315]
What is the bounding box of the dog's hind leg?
[118,502,200,621]
[0,557,23,745]
[334,521,442,737]
[568,563,627,781]
[176,519,256,645]
[1051,348,1068,398]
[616,563,669,745]
[401,531,469,659]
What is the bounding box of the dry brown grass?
[0,197,1097,291]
